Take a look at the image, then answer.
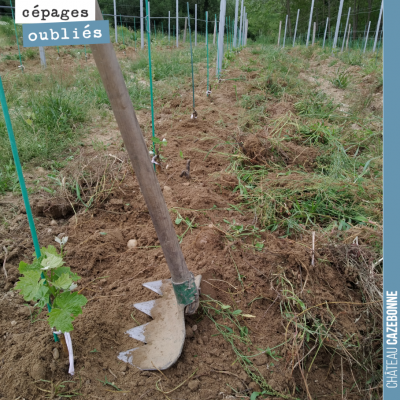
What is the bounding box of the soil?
[0,45,379,400]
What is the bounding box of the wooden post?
[277,21,281,47]
[176,0,179,48]
[140,0,144,48]
[233,0,239,48]
[239,0,244,46]
[168,11,171,42]
[333,0,344,50]
[373,1,383,52]
[306,0,315,47]
[293,9,300,47]
[183,17,187,42]
[312,22,316,45]
[90,2,194,288]
[323,17,329,48]
[113,0,118,43]
[283,15,288,48]
[346,24,351,50]
[195,4,197,46]
[341,7,351,53]
[216,0,226,76]
[39,47,46,68]
[363,21,371,53]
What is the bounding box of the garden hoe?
[90,2,201,370]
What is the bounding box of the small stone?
[50,361,57,372]
[17,307,31,318]
[127,239,138,249]
[50,220,58,226]
[249,382,261,392]
[163,186,172,192]
[53,348,59,360]
[188,379,200,391]
[185,326,194,339]
[31,363,46,380]
[239,371,251,384]
[183,182,190,186]
[192,325,198,332]
[47,228,52,234]
[120,364,128,372]
[11,320,17,326]
[253,355,266,366]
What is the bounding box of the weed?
[174,211,197,243]
[201,296,292,399]
[0,160,19,194]
[241,93,266,109]
[294,91,340,119]
[331,68,350,89]
[98,376,122,391]
[36,379,82,398]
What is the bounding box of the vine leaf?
[14,270,46,301]
[41,253,64,270]
[48,292,88,332]
[53,273,73,290]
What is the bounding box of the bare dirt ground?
[0,45,382,400]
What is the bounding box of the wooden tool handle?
[90,2,191,285]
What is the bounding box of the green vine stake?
[206,11,210,95]
[187,2,196,118]
[145,0,156,169]
[9,0,23,71]
[0,77,60,341]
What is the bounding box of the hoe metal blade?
[118,276,201,370]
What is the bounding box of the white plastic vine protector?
[65,332,75,375]
[53,330,74,375]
